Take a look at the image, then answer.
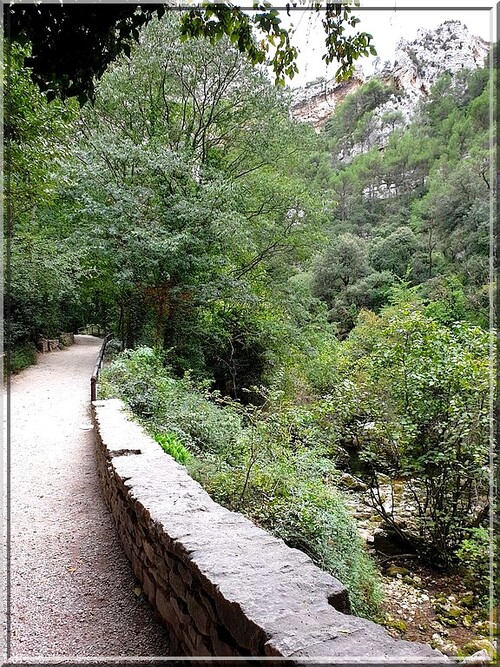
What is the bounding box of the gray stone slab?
[92,398,450,662]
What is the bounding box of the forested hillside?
[311,66,491,335]
[7,12,494,655]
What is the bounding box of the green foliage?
[369,227,421,279]
[61,13,326,385]
[9,3,375,100]
[320,3,376,83]
[325,77,396,152]
[6,42,83,350]
[312,233,396,335]
[309,64,491,334]
[101,347,382,618]
[153,432,192,464]
[456,527,492,602]
[8,343,38,374]
[99,347,243,454]
[321,299,491,565]
[9,1,492,608]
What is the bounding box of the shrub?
[8,343,38,374]
[189,429,381,619]
[456,527,491,603]
[321,304,491,566]
[99,347,243,455]
[100,347,382,619]
[153,432,191,464]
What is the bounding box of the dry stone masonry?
[92,398,449,662]
[38,332,75,352]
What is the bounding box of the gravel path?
[8,336,172,659]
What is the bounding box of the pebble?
[9,338,173,657]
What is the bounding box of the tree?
[313,233,370,298]
[5,2,375,102]
[327,302,490,565]
[62,14,325,389]
[312,233,383,334]
[5,43,82,355]
[369,227,421,279]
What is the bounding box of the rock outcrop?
[291,20,489,133]
[389,20,489,114]
[290,70,365,130]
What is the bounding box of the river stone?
[462,639,496,657]
[462,649,493,663]
[337,472,367,491]
[460,592,475,607]
[385,565,410,577]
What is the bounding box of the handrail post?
[90,333,113,402]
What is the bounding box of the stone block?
[190,634,214,657]
[92,398,449,663]
[59,332,75,347]
[48,338,60,351]
[210,626,238,657]
[155,588,178,629]
[143,570,156,602]
[168,569,186,599]
[186,592,211,636]
[143,540,162,569]
[197,591,218,621]
[131,559,142,582]
[176,561,193,587]
[213,596,264,652]
[171,595,191,625]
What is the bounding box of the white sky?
[272,1,495,87]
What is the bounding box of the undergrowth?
[8,343,38,374]
[99,346,382,619]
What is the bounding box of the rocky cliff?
[289,70,365,130]
[291,21,489,132]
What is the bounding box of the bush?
[99,347,243,455]
[100,347,382,619]
[189,448,381,618]
[320,303,491,566]
[456,527,491,603]
[153,432,191,464]
[8,342,38,374]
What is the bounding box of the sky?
[273,2,495,87]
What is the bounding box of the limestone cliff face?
[389,20,489,113]
[291,20,489,133]
[290,70,365,131]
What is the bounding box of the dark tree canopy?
[5,2,375,103]
[6,4,168,103]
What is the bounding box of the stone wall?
[92,398,448,663]
[59,332,75,347]
[37,332,74,352]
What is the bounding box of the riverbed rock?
[337,472,367,491]
[460,592,475,608]
[462,649,493,663]
[386,565,410,577]
[462,639,496,658]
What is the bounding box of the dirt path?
[8,335,172,659]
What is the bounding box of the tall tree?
[6,2,375,102]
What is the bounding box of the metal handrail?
[91,333,113,402]
[79,324,107,336]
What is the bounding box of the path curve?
[8,335,172,658]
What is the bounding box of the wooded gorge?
[7,11,495,653]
